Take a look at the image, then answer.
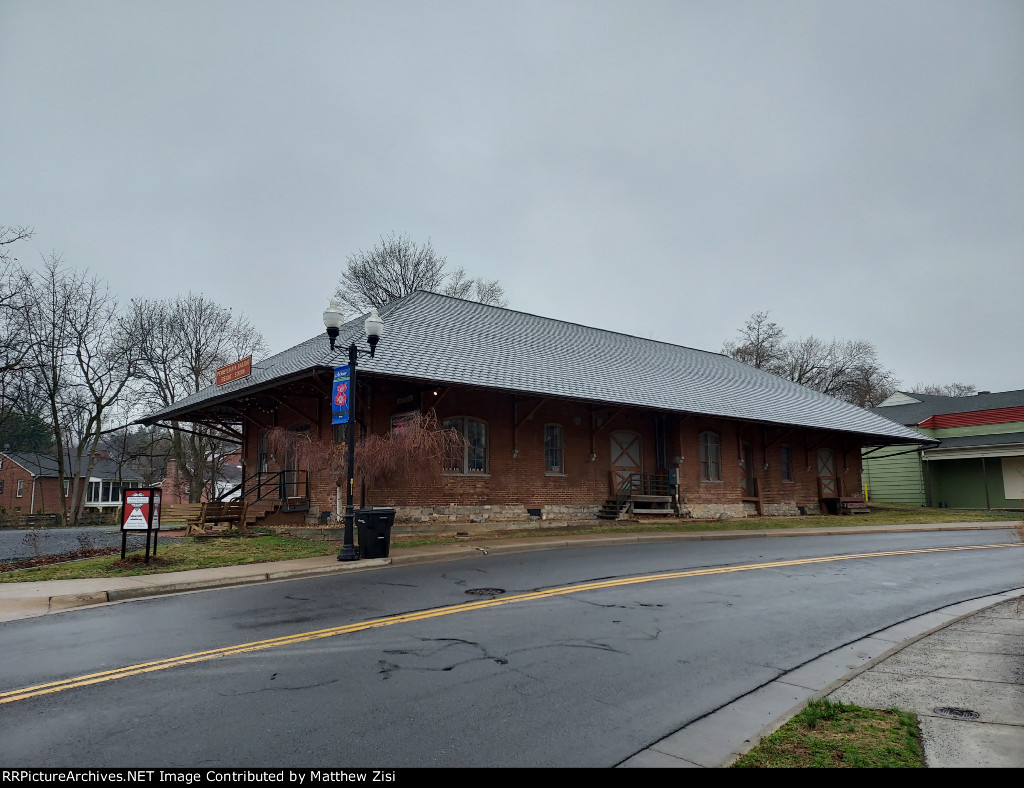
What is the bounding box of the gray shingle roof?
[871,389,1024,426]
[2,451,142,479]
[144,291,931,445]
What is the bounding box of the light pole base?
[337,545,360,561]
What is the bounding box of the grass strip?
[731,698,925,768]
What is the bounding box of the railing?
[612,472,671,515]
[238,470,310,506]
[609,472,671,498]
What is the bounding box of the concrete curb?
[618,587,1024,768]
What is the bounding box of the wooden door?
[284,424,309,498]
[817,448,837,497]
[610,431,642,494]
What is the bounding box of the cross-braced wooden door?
[610,431,642,494]
[817,448,837,497]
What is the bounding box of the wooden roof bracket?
[675,413,692,464]
[426,386,451,413]
[147,420,241,444]
[513,396,547,457]
[267,394,316,428]
[590,406,625,460]
[224,405,270,432]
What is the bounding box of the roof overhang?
[137,368,330,426]
[140,366,934,449]
[923,443,1024,462]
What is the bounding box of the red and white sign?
[121,488,161,531]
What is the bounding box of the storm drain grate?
[465,588,506,596]
[933,707,980,720]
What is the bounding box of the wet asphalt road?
[0,526,176,562]
[1,528,1020,767]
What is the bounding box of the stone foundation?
[305,500,809,526]
[678,503,747,520]
[338,503,604,524]
[762,502,802,517]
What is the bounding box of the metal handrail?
[614,473,640,515]
[239,470,309,503]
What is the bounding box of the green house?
[863,390,1024,510]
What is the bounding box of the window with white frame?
[698,431,722,481]
[84,481,127,504]
[16,479,24,497]
[443,417,488,474]
[544,424,564,474]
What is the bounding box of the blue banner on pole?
[332,365,351,425]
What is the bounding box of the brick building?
[0,451,144,516]
[140,291,932,527]
[159,451,243,505]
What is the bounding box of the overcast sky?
[2,1,1021,395]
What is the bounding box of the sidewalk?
[1,520,1021,768]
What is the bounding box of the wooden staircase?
[597,472,675,520]
[244,499,282,527]
[597,498,627,520]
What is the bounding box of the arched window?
[699,431,721,481]
[443,417,488,474]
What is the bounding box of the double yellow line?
[2,542,1019,705]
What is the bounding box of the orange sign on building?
[216,356,252,386]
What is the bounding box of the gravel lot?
[0,527,179,563]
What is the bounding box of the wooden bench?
[161,503,206,533]
[197,501,249,534]
[161,501,249,535]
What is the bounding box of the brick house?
[160,451,243,504]
[0,451,144,516]
[140,291,932,527]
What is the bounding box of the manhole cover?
[465,588,506,596]
[933,707,980,720]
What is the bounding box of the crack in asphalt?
[218,677,341,695]
[377,637,510,678]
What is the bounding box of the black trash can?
[355,507,396,559]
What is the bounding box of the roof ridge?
[402,289,729,358]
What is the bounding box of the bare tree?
[128,293,267,502]
[22,255,139,524]
[266,411,464,514]
[0,227,34,431]
[334,233,508,315]
[0,225,33,265]
[721,311,786,372]
[915,382,978,397]
[724,311,899,407]
[101,423,173,488]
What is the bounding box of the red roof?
[918,406,1024,429]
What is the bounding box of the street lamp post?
[323,299,383,562]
